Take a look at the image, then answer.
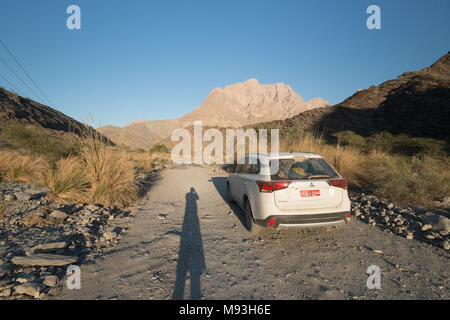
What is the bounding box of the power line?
[0,71,25,96]
[0,39,54,107]
[0,54,44,103]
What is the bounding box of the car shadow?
[172,187,205,300]
[210,177,248,230]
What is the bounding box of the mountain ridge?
[98,79,329,149]
[262,51,450,141]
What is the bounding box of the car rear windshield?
[270,158,340,181]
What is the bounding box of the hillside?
[0,87,92,136]
[263,52,450,141]
[98,79,329,149]
[0,87,112,159]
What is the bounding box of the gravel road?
[55,166,449,300]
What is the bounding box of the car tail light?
[329,179,347,190]
[256,181,290,193]
[274,182,290,191]
[345,212,351,222]
[267,218,277,227]
[256,181,273,193]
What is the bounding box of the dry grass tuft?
[47,156,90,202]
[1,131,149,207]
[0,150,49,183]
[76,137,137,207]
[280,131,450,206]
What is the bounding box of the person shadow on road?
[172,187,205,299]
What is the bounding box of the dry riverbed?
[1,166,449,299]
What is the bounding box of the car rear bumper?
[255,211,350,228]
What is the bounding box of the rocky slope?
[0,87,93,137]
[98,79,329,149]
[264,51,450,141]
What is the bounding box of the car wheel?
[244,199,263,235]
[227,183,235,204]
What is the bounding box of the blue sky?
[0,0,449,127]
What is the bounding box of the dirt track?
[55,166,449,300]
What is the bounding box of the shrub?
[279,130,450,206]
[0,150,49,183]
[77,137,137,207]
[47,156,90,201]
[0,124,74,161]
[150,144,170,154]
[332,131,367,150]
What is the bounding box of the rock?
[85,204,100,212]
[49,210,68,221]
[373,250,383,254]
[0,288,11,297]
[387,203,394,209]
[11,254,77,267]
[406,233,414,240]
[442,196,450,204]
[440,240,449,250]
[28,188,48,199]
[14,282,42,298]
[112,227,123,235]
[26,241,68,255]
[421,214,450,233]
[43,275,58,287]
[4,194,15,201]
[0,263,15,277]
[0,278,13,290]
[29,209,45,218]
[14,192,32,201]
[421,224,432,231]
[103,231,116,241]
[16,273,36,284]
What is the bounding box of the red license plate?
[300,190,320,197]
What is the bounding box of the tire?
[244,199,263,235]
[227,183,235,204]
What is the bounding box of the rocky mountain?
[98,79,329,149]
[265,51,450,141]
[179,79,328,127]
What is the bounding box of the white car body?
[226,153,351,231]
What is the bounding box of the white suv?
[226,153,351,234]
